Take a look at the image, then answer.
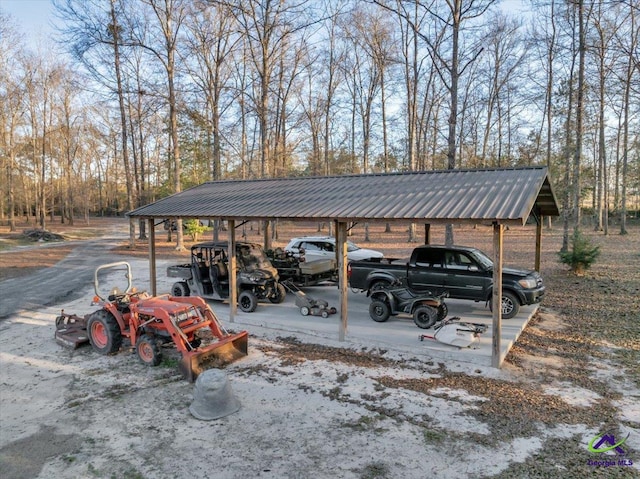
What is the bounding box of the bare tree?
[138,0,188,250]
[0,13,26,231]
[376,0,495,245]
[226,0,312,178]
[184,0,237,181]
[617,0,639,235]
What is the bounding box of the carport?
[127,166,559,367]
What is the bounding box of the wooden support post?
[336,220,349,341]
[492,222,504,368]
[263,220,271,250]
[148,218,157,296]
[424,224,431,245]
[535,216,543,272]
[229,219,237,322]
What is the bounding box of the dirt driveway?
[0,218,638,479]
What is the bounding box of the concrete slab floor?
[211,284,538,368]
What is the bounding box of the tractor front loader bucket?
[55,311,90,349]
[179,330,249,382]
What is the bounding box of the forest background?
[0,0,638,249]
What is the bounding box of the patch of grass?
[357,461,390,479]
[341,414,387,432]
[121,468,146,479]
[422,428,446,444]
[160,357,179,369]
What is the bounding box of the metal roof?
[127,167,559,225]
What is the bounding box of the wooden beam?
[229,219,237,321]
[492,222,504,368]
[424,224,431,244]
[336,220,349,341]
[148,218,157,296]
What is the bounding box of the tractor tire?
[136,334,162,366]
[269,283,287,304]
[489,291,520,319]
[437,302,448,321]
[413,305,438,329]
[87,310,122,354]
[238,290,258,313]
[171,281,190,297]
[369,300,390,323]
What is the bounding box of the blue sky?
[1,0,56,47]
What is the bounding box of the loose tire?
[369,300,391,322]
[87,310,122,354]
[238,290,258,313]
[171,281,190,297]
[269,283,287,304]
[136,334,162,366]
[489,291,520,319]
[437,302,448,321]
[413,305,438,329]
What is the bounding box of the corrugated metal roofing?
[127,167,559,225]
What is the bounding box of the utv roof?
[191,241,261,249]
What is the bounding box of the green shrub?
[558,230,600,275]
[184,219,210,241]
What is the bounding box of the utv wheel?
[136,334,162,366]
[269,283,287,304]
[87,310,122,354]
[238,290,258,313]
[369,300,390,322]
[489,291,520,319]
[413,305,438,329]
[437,302,448,321]
[171,282,190,297]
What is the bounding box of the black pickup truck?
[347,245,545,319]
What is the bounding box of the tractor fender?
[100,302,128,335]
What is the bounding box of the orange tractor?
[55,262,248,381]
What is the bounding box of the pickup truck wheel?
[369,280,390,292]
[369,300,390,322]
[501,291,520,319]
[489,291,520,319]
[171,282,190,297]
[238,290,258,313]
[413,305,438,329]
